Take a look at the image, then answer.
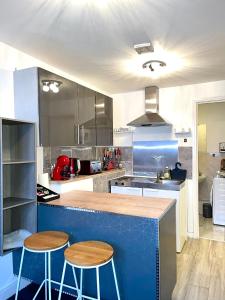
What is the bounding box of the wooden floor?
[172,238,225,300]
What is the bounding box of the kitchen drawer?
[111,186,142,196]
[143,188,178,199]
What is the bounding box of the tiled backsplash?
[178,147,192,179]
[43,146,133,175]
[43,145,192,179]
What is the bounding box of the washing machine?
[213,177,225,225]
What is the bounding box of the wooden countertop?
[50,169,125,184]
[44,190,176,219]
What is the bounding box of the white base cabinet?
[110,186,142,196]
[143,184,187,252]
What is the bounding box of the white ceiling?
[1,0,225,94]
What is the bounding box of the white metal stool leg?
[58,260,67,300]
[111,258,121,300]
[48,252,52,300]
[72,266,79,294]
[15,247,25,300]
[45,252,48,300]
[78,268,83,300]
[68,241,79,293]
[33,279,46,300]
[96,267,100,300]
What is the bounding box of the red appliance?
[52,155,70,180]
[69,158,81,177]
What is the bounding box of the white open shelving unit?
[0,118,37,255]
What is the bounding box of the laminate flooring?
[199,215,225,242]
[172,238,225,300]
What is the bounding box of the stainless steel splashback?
[133,140,178,176]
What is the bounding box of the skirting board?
[0,276,31,300]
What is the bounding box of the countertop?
[50,168,125,184]
[43,190,176,219]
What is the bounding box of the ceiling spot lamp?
[42,80,62,93]
[142,60,166,72]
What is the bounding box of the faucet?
[156,171,161,183]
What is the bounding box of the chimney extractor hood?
[127,86,170,127]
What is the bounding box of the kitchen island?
[13,191,176,300]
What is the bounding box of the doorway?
[197,101,225,242]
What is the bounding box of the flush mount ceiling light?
[134,42,154,55]
[123,42,185,79]
[142,60,166,72]
[42,80,62,93]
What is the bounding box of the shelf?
[3,197,36,210]
[3,160,35,165]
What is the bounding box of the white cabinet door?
[111,186,142,196]
[143,187,187,253]
[213,178,225,225]
[143,188,178,199]
[50,178,94,194]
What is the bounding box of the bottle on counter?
[163,166,171,180]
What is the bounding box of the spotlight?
[42,80,62,93]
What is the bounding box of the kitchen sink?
[110,176,184,191]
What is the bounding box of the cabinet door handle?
[77,125,80,144]
[74,125,80,144]
[81,125,85,145]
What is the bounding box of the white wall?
[113,80,225,237]
[0,69,14,118]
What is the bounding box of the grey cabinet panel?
[14,67,113,147]
[38,68,78,146]
[0,118,36,255]
[77,84,96,146]
[96,93,113,146]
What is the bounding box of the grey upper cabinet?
[38,68,78,147]
[14,67,113,147]
[95,93,113,146]
[77,84,96,146]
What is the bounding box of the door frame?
[192,96,225,238]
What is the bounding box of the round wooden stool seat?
[65,241,114,267]
[24,231,69,252]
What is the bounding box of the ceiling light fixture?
[123,42,184,78]
[134,42,154,54]
[142,60,166,72]
[42,80,62,93]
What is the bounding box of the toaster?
[79,160,102,175]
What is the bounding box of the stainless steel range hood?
[127,86,170,127]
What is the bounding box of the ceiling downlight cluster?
[134,42,166,72]
[42,80,62,93]
[142,60,166,72]
[124,41,184,79]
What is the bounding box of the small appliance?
[52,155,70,180]
[69,158,81,177]
[79,160,102,175]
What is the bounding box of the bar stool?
[15,231,78,300]
[58,240,121,300]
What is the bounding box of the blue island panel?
[13,204,160,300]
